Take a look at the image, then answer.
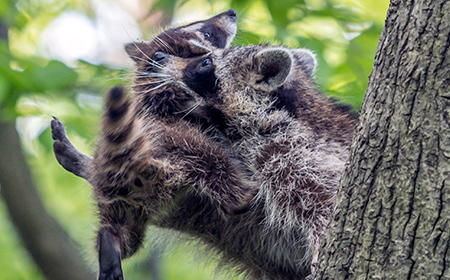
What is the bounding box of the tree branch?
[0,121,96,280]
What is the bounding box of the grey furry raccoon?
[147,45,357,269]
[52,44,357,279]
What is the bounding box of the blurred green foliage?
[0,0,389,279]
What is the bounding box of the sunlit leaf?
[23,60,78,91]
[0,71,11,104]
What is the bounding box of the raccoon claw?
[51,117,91,179]
[51,117,65,141]
[98,230,124,280]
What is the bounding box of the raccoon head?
[143,51,228,130]
[211,46,317,119]
[124,10,237,120]
[125,9,237,68]
[163,45,357,145]
[149,45,318,131]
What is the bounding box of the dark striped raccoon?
[148,45,357,272]
[52,10,244,280]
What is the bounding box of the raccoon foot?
[98,229,123,280]
[51,117,92,179]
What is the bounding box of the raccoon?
[90,84,310,280]
[52,44,357,279]
[148,45,357,269]
[53,10,243,280]
[52,9,237,184]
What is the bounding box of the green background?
[0,0,389,279]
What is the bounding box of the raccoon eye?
[201,58,212,68]
[204,32,211,38]
[154,51,167,62]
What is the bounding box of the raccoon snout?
[226,9,237,20]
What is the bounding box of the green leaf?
[23,60,78,91]
[0,73,10,104]
[152,0,180,23]
[267,0,305,27]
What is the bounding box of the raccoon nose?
[154,51,168,64]
[226,9,237,20]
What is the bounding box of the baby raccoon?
[52,10,242,280]
[147,45,357,272]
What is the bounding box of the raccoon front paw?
[51,117,90,179]
[98,230,124,280]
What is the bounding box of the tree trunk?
[0,122,96,280]
[316,0,450,279]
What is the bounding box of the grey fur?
[153,45,357,276]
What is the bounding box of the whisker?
[138,82,172,93]
[158,31,181,57]
[129,41,156,64]
[146,73,172,78]
[126,55,167,72]
[179,102,201,120]
[134,72,172,78]
[161,29,176,42]
[133,78,173,87]
[154,36,175,55]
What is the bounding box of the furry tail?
[101,86,134,145]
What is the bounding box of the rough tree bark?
[0,122,96,280]
[317,0,450,279]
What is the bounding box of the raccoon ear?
[124,42,151,63]
[290,48,317,76]
[254,48,292,91]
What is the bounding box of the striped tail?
[101,86,135,145]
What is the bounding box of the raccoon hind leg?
[98,229,123,280]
